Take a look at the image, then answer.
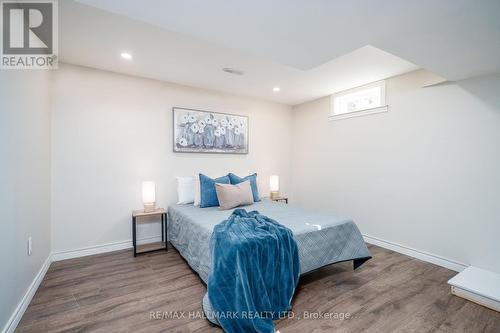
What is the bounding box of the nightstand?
[271,196,288,204]
[132,208,167,257]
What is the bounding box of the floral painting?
[173,107,248,154]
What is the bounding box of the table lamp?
[142,181,156,212]
[270,175,280,200]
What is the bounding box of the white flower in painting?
[234,127,241,135]
[220,118,228,127]
[188,114,197,123]
[180,114,189,124]
[198,120,206,128]
[227,122,234,130]
[205,116,212,125]
[190,123,199,133]
[219,126,226,135]
[198,127,204,134]
[211,118,219,127]
[178,137,188,146]
[214,128,222,137]
[231,117,238,124]
[238,121,245,129]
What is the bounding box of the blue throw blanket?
[207,209,300,333]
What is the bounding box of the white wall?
[0,71,52,330]
[291,69,500,274]
[51,63,293,253]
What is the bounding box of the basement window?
[329,81,388,121]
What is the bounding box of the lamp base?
[270,191,280,200]
[143,202,156,213]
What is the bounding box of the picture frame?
[172,107,249,154]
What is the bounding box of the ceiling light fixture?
[222,68,244,76]
[121,52,133,60]
[273,86,281,92]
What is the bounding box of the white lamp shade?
[142,181,156,203]
[270,175,280,192]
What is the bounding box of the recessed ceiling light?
[121,52,132,60]
[222,68,244,75]
[273,86,281,92]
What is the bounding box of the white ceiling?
[61,0,500,105]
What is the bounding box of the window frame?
[329,80,388,121]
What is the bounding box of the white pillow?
[193,174,201,206]
[176,177,194,204]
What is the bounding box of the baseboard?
[51,235,163,262]
[363,234,468,272]
[2,254,52,333]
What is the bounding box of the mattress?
[168,199,371,284]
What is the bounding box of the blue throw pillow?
[228,173,260,202]
[199,173,231,208]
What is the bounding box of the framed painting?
[173,107,249,154]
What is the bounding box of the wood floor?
[17,244,500,333]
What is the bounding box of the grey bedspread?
[168,199,371,284]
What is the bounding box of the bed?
[168,199,371,285]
